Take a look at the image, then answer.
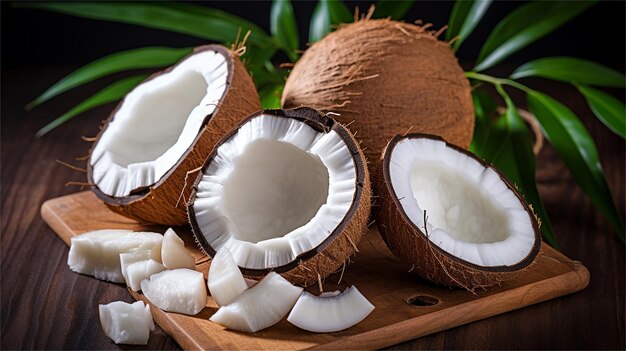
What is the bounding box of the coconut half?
[88,45,260,225]
[188,107,371,286]
[376,134,541,289]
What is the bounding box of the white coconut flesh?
[90,50,228,197]
[193,114,357,270]
[389,137,536,267]
[208,248,247,307]
[287,286,374,333]
[99,301,154,345]
[209,272,303,333]
[141,268,207,315]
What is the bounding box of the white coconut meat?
[141,268,207,315]
[68,230,163,283]
[209,272,303,333]
[90,50,228,197]
[287,286,374,333]
[192,114,357,270]
[208,248,247,307]
[388,137,537,267]
[161,228,195,270]
[125,259,166,292]
[99,301,154,345]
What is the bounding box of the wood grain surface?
[1,68,624,349]
[41,191,589,350]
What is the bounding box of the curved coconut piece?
[188,107,371,286]
[375,134,541,289]
[88,45,260,225]
[287,286,374,333]
[282,19,474,168]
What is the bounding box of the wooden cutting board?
[41,191,590,350]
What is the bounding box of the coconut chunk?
[287,286,374,332]
[208,249,247,306]
[67,230,162,283]
[141,269,207,315]
[120,248,161,283]
[125,259,166,292]
[161,228,195,270]
[99,301,154,345]
[210,272,303,332]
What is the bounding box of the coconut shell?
[188,107,371,287]
[87,45,261,226]
[375,134,542,290]
[282,19,474,171]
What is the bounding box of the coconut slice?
[161,228,195,270]
[88,45,260,225]
[287,286,374,332]
[68,229,162,283]
[208,248,247,307]
[141,268,207,315]
[188,107,371,286]
[209,272,303,332]
[376,134,542,288]
[125,259,166,292]
[99,301,154,345]
[120,248,160,284]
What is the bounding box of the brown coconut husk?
[375,134,541,291]
[187,107,371,287]
[282,19,474,173]
[87,45,261,226]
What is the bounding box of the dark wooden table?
[1,68,624,350]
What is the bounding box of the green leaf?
[271,0,299,61]
[469,88,498,156]
[577,85,626,139]
[260,83,284,109]
[527,90,625,241]
[36,75,147,137]
[511,57,626,88]
[17,2,276,48]
[309,0,352,43]
[28,47,191,109]
[474,1,595,72]
[489,86,558,246]
[373,0,414,20]
[446,0,492,51]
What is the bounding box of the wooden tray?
[41,191,590,350]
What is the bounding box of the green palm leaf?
[446,0,492,51]
[577,85,626,139]
[271,0,299,61]
[309,0,352,42]
[511,57,625,88]
[36,75,147,137]
[373,0,414,20]
[474,1,595,72]
[527,90,625,241]
[28,47,191,109]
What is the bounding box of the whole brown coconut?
[188,107,371,287]
[375,134,541,290]
[282,19,474,167]
[88,45,260,225]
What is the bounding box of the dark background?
[2,1,625,70]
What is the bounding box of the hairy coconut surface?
[282,19,474,168]
[375,134,541,290]
[188,107,371,287]
[88,45,260,225]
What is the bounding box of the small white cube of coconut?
[99,301,154,345]
[141,269,207,315]
[125,259,166,292]
[120,248,160,283]
[161,228,195,270]
[67,230,162,283]
[207,249,247,306]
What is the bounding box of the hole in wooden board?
[406,295,439,307]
